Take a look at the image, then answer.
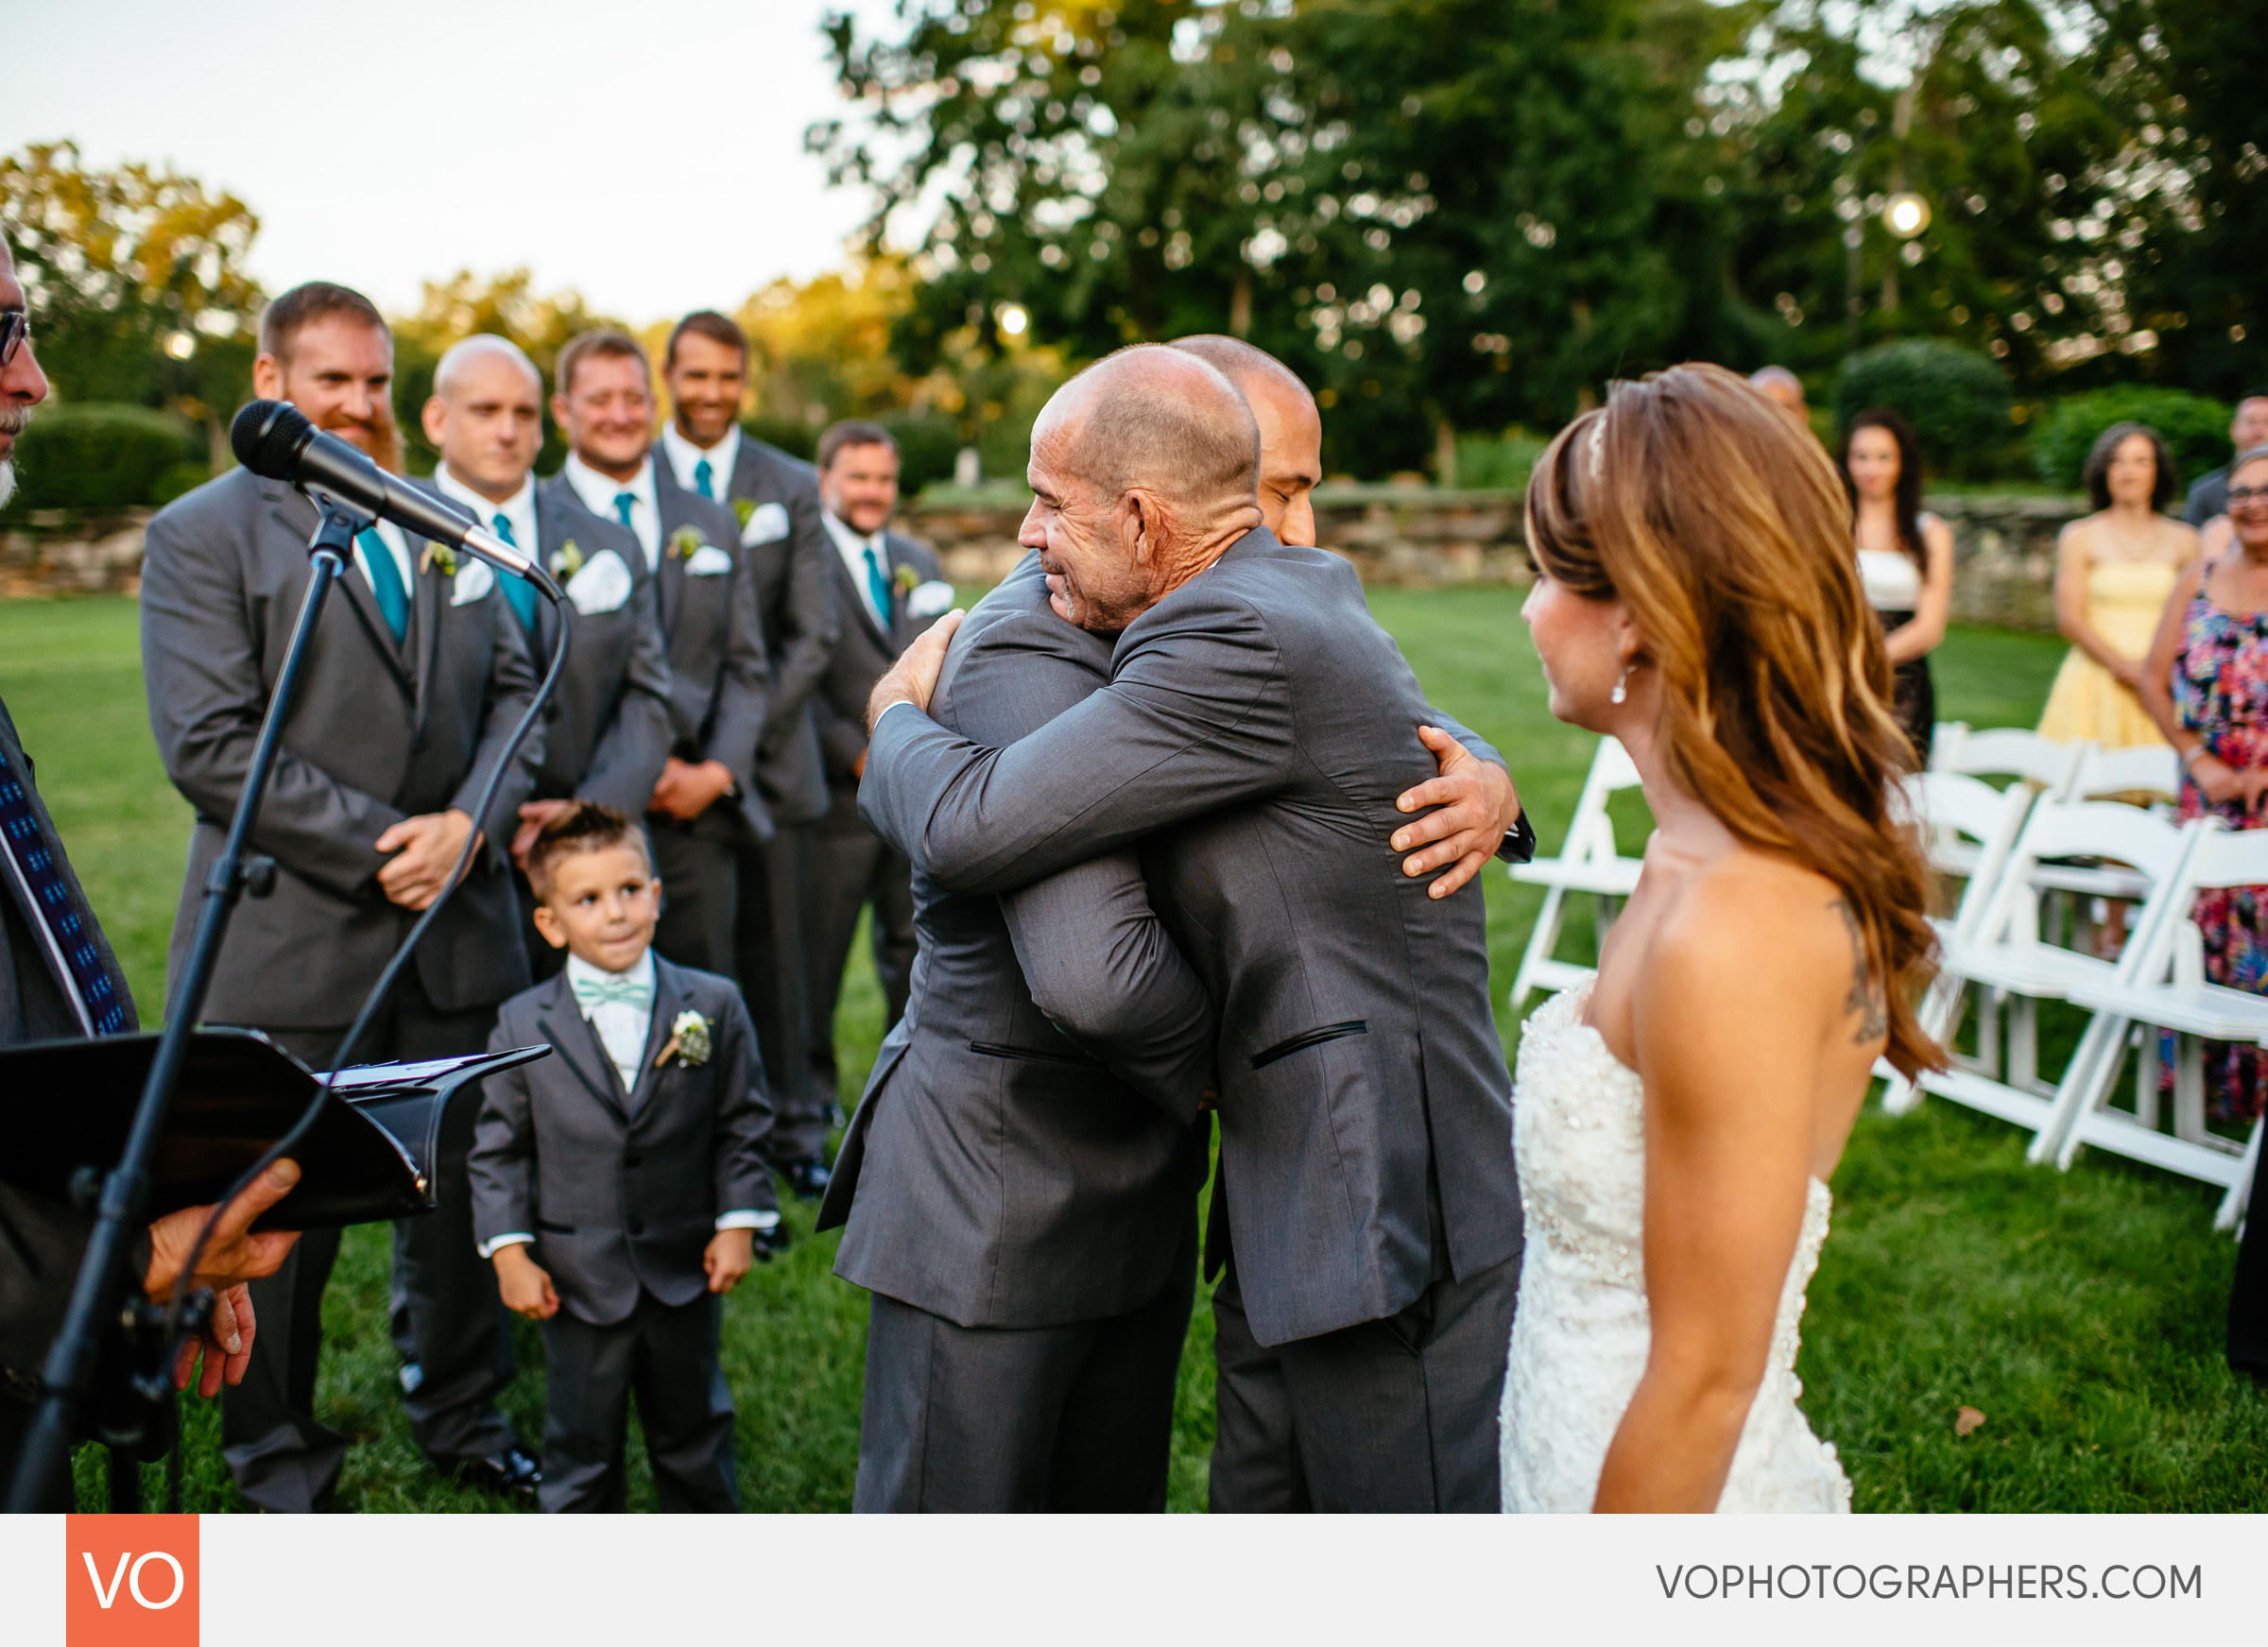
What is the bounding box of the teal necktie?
[693,457,715,500]
[357,528,409,643]
[863,541,894,626]
[613,491,637,529]
[573,969,654,1012]
[490,512,540,633]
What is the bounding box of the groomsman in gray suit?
[547,330,785,1255]
[140,282,545,1510]
[861,346,1530,1512]
[817,545,1213,1510]
[804,421,948,1123]
[416,335,672,979]
[656,312,841,1197]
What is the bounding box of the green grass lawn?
[7,591,2262,1513]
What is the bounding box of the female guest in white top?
[1841,407,1954,763]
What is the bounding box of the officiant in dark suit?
[141,282,545,1511]
[804,421,949,1124]
[657,312,841,1198]
[0,235,299,1507]
[415,334,672,978]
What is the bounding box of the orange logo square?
[65,1514,198,1647]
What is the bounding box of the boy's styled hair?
[525,801,651,900]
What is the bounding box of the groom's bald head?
[1021,345,1264,633]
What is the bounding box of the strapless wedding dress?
[1499,984,1851,1513]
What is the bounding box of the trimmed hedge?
[0,403,204,514]
[1833,341,2014,478]
[2032,386,2232,496]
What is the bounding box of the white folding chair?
[2055,820,2268,1226]
[2069,742,2180,805]
[1912,797,2202,1147]
[1505,737,1647,1010]
[1879,770,2036,1114]
[1932,723,2085,797]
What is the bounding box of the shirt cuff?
[477,1232,534,1260]
[872,698,922,730]
[715,1210,781,1232]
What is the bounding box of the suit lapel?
[265,488,415,697]
[408,530,443,732]
[625,961,685,1117]
[649,461,690,637]
[538,978,631,1124]
[832,538,894,655]
[531,487,564,653]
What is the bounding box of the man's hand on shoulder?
[1391,724,1523,899]
[866,609,965,732]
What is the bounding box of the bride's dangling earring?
[1610,664,1630,706]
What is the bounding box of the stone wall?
[0,489,2088,631]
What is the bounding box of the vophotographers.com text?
[1657,1562,2202,1602]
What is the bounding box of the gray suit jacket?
[141,468,542,1029]
[0,694,140,1399]
[607,465,775,844]
[817,554,1211,1329]
[862,527,1522,1347]
[713,436,838,828]
[468,957,776,1327]
[812,526,944,824]
[411,479,673,818]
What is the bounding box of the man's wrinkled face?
[554,352,654,477]
[423,352,542,502]
[1245,373,1322,546]
[0,253,48,507]
[665,331,745,447]
[252,315,399,472]
[821,440,900,536]
[1021,418,1151,635]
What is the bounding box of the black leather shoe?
[451,1446,541,1501]
[753,1221,793,1261]
[785,1159,833,1200]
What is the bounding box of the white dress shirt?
[660,421,741,504]
[351,519,414,609]
[435,463,538,558]
[477,946,774,1258]
[563,453,661,570]
[822,507,892,632]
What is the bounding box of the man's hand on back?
[866,609,965,732]
[1391,725,1523,899]
[375,809,479,909]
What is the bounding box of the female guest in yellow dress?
[2038,420,2201,746]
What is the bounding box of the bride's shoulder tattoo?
[1832,899,1889,1042]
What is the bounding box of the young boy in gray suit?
[468,804,777,1512]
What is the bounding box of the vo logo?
[65,1515,198,1646]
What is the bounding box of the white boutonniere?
[655,1008,712,1070]
[669,525,709,560]
[420,542,457,576]
[551,538,585,579]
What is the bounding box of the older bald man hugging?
[834,344,1532,1513]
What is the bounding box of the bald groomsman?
[658,313,841,1197]
[416,335,672,977]
[804,421,950,1110]
[546,329,786,1255]
[141,283,544,1510]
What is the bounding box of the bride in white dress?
[1499,364,1940,1513]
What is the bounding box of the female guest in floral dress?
[2140,444,2268,1126]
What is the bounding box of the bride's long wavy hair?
[1526,363,1941,1078]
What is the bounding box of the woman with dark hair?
[2037,420,2199,748]
[1839,408,1953,763]
[1502,364,1938,1513]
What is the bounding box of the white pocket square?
[450,558,495,606]
[686,543,734,576]
[740,501,790,546]
[907,578,956,620]
[566,548,633,616]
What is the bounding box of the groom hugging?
[825,343,1531,1511]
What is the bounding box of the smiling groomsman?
[546,330,788,1256]
[141,283,544,1509]
[804,420,951,1114]
[657,312,841,1197]
[416,335,672,978]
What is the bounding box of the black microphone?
[231,399,562,598]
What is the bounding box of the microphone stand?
[6,498,370,1512]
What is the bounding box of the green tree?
[0,140,263,466]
